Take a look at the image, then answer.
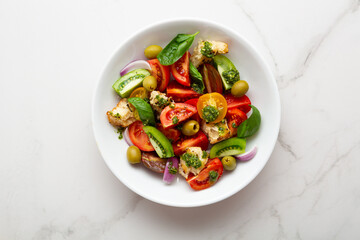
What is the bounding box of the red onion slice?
[234,146,257,162]
[120,60,151,76]
[123,127,134,146]
[163,157,179,184]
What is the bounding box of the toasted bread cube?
[201,119,231,144]
[190,40,229,68]
[179,147,208,179]
[106,98,136,127]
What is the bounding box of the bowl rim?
[92,17,281,207]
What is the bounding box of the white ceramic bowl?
[92,18,280,207]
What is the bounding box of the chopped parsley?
[201,41,214,58]
[202,105,219,122]
[222,69,240,85]
[181,152,202,169]
[168,162,178,175]
[232,122,237,128]
[209,170,218,182]
[116,127,125,140]
[172,116,179,124]
[169,102,175,109]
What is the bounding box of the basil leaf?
[128,97,156,126]
[189,62,204,94]
[237,105,261,138]
[157,32,199,66]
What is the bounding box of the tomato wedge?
[184,98,201,123]
[128,121,155,151]
[187,158,223,190]
[199,63,223,93]
[172,130,209,156]
[167,81,201,102]
[148,59,170,92]
[224,94,251,113]
[226,108,248,136]
[171,51,190,86]
[156,123,181,143]
[160,103,197,129]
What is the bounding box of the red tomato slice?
[224,94,251,113]
[148,59,170,92]
[156,123,181,143]
[128,121,155,151]
[184,98,201,123]
[171,51,190,86]
[226,108,248,136]
[160,103,197,129]
[187,158,223,191]
[167,81,201,102]
[172,130,209,156]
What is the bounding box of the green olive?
[231,80,249,97]
[143,76,157,91]
[127,146,141,164]
[221,156,236,171]
[144,45,162,59]
[181,120,200,136]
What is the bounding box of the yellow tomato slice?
[129,87,149,99]
[129,87,149,114]
[197,93,227,123]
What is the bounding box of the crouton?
[201,119,231,144]
[190,40,229,68]
[149,91,172,113]
[106,98,136,127]
[179,147,208,178]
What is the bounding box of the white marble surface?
[1,0,360,239]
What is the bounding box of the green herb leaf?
[157,32,199,66]
[189,62,204,94]
[128,97,156,126]
[237,105,261,138]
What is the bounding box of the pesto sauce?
[209,170,218,182]
[202,105,219,122]
[168,162,178,175]
[222,69,240,85]
[182,152,202,169]
[155,94,169,107]
[172,116,179,124]
[116,127,125,140]
[202,151,208,159]
[201,41,214,58]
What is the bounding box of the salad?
[106,31,261,191]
